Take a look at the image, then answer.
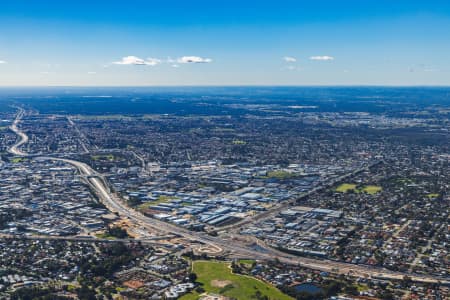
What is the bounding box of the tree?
[107,225,128,238]
[401,275,412,287]
[343,285,358,296]
[77,285,97,300]
[188,272,197,282]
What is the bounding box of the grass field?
[361,185,383,194]
[179,261,293,300]
[232,139,247,145]
[427,193,440,199]
[335,183,357,193]
[335,183,382,194]
[11,157,26,163]
[138,195,176,210]
[238,259,256,265]
[94,233,117,240]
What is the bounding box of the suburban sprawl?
[0,87,448,299]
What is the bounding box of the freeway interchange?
[7,109,449,285]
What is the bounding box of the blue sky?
[1,0,450,86]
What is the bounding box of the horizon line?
[0,84,450,88]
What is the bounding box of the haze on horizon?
[1,0,450,86]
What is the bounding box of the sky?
[1,0,450,86]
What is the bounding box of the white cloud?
[283,65,298,71]
[0,60,6,64]
[113,56,145,65]
[113,56,161,66]
[310,55,334,61]
[113,55,213,67]
[177,56,212,64]
[87,71,97,74]
[146,57,162,66]
[283,56,297,62]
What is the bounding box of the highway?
[6,109,449,285]
[7,108,28,156]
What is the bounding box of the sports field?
[180,261,293,300]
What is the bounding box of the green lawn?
[180,261,293,300]
[138,195,177,210]
[356,284,369,292]
[179,293,198,300]
[232,139,247,145]
[11,157,26,163]
[335,183,357,193]
[238,259,256,265]
[361,185,383,194]
[335,183,382,194]
[94,233,117,240]
[427,193,440,199]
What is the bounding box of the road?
[66,116,91,153]
[7,108,29,156]
[6,109,449,285]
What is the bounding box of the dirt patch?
[200,294,231,300]
[123,280,144,289]
[195,244,223,255]
[211,279,233,288]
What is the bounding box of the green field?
[335,183,357,193]
[335,183,382,194]
[11,157,27,163]
[361,185,383,194]
[180,261,293,300]
[427,193,440,199]
[232,139,247,145]
[238,259,256,266]
[138,195,176,210]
